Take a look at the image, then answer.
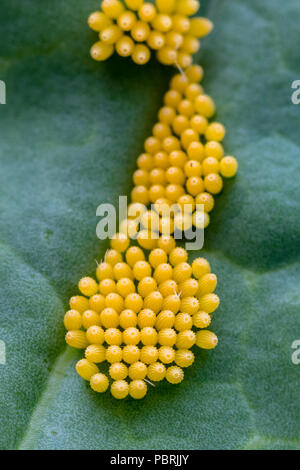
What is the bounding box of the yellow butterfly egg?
[159,279,178,297]
[116,277,136,297]
[149,168,166,186]
[185,83,203,101]
[129,380,148,399]
[171,15,191,34]
[193,311,211,329]
[192,210,210,229]
[138,3,157,22]
[129,361,148,380]
[156,0,175,14]
[105,249,123,266]
[172,114,189,135]
[174,313,193,331]
[158,346,175,364]
[153,122,172,140]
[111,380,129,399]
[131,21,151,42]
[173,262,192,283]
[184,160,202,178]
[204,173,223,195]
[176,329,196,349]
[90,41,114,61]
[202,157,220,176]
[82,310,101,329]
[175,0,200,16]
[140,345,159,364]
[148,184,166,203]
[177,99,194,118]
[65,330,88,349]
[198,293,220,313]
[137,152,154,171]
[85,344,106,363]
[153,151,170,169]
[204,141,224,160]
[125,246,145,267]
[78,277,98,297]
[190,115,208,135]
[162,294,181,314]
[194,94,216,118]
[101,0,125,19]
[100,307,120,328]
[158,328,177,346]
[89,294,106,312]
[154,263,173,284]
[131,185,150,205]
[86,325,105,345]
[143,291,163,313]
[90,373,109,393]
[155,310,175,330]
[116,35,135,57]
[166,30,184,49]
[185,64,204,83]
[124,0,144,10]
[145,136,162,154]
[117,10,137,31]
[147,362,166,381]
[181,128,199,150]
[137,276,157,297]
[205,122,226,142]
[137,309,157,328]
[123,327,141,345]
[76,359,99,381]
[100,25,122,44]
[110,232,130,253]
[109,362,128,380]
[124,293,143,313]
[105,292,124,312]
[133,260,152,280]
[165,184,185,202]
[88,11,112,32]
[119,309,138,329]
[180,296,199,315]
[169,247,188,266]
[137,230,158,250]
[187,141,205,161]
[219,156,238,178]
[195,192,214,213]
[197,273,217,296]
[140,326,158,345]
[113,262,133,280]
[122,345,140,364]
[64,310,82,331]
[166,166,186,185]
[152,13,173,33]
[179,278,198,297]
[175,349,194,367]
[106,345,123,363]
[162,135,181,153]
[192,257,211,279]
[148,248,167,268]
[147,30,166,50]
[181,35,200,54]
[69,295,89,313]
[186,176,204,196]
[188,17,214,38]
[196,330,218,349]
[104,328,123,346]
[166,366,184,384]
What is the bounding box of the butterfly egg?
[137,276,157,297]
[174,313,193,331]
[158,346,175,364]
[154,263,173,284]
[177,52,193,70]
[159,106,177,125]
[175,0,200,16]
[176,330,196,349]
[76,359,99,381]
[138,3,157,22]
[205,122,226,142]
[153,198,172,217]
[65,330,88,349]
[194,94,215,118]
[159,279,178,297]
[105,249,123,266]
[184,83,203,101]
[172,115,189,136]
[185,64,204,83]
[184,160,202,179]
[90,373,109,393]
[143,291,163,313]
[176,194,195,216]
[78,277,98,297]
[100,307,120,328]
[148,248,167,268]
[186,176,204,197]
[129,380,148,399]
[131,21,151,42]
[111,380,129,399]
[124,293,143,313]
[123,327,141,345]
[188,17,214,38]
[169,247,188,266]
[198,293,220,314]
[140,345,159,364]
[116,35,135,57]
[137,152,154,171]
[181,35,200,55]
[117,10,137,31]
[64,310,82,330]
[138,309,157,328]
[162,294,181,314]
[180,296,199,315]
[179,278,198,297]
[202,157,220,176]
[153,122,172,140]
[157,234,176,254]
[170,73,188,94]
[192,257,211,279]
[173,262,192,283]
[162,136,181,153]
[166,30,184,49]
[88,11,112,32]
[137,230,158,250]
[106,345,123,363]
[105,292,124,313]
[192,210,210,229]
[141,327,158,346]
[121,219,141,239]
[132,44,151,64]
[172,14,190,34]
[104,328,123,346]
[100,25,123,44]
[166,166,186,185]
[187,141,205,161]
[131,185,150,205]
[149,168,166,186]
[196,330,218,349]
[85,344,106,363]
[101,0,125,18]
[220,156,238,178]
[164,89,182,108]
[110,232,130,253]
[166,365,184,384]
[99,278,117,296]
[158,328,177,346]
[89,294,106,312]
[148,184,166,203]
[86,325,105,345]
[147,362,166,381]
[129,361,148,380]
[116,278,136,297]
[175,349,194,367]
[190,115,208,135]
[124,0,143,10]
[153,151,169,169]
[82,310,101,329]
[123,345,140,364]
[133,260,152,281]
[204,173,223,195]
[69,295,89,313]
[197,273,217,296]
[195,192,214,213]
[147,30,166,50]
[119,309,137,329]
[125,246,145,267]
[159,216,175,236]
[90,41,114,61]
[177,99,194,118]
[169,150,187,169]
[181,128,199,151]
[152,13,173,32]
[155,310,175,330]
[113,262,133,281]
[204,141,224,160]
[193,311,211,329]
[109,362,128,381]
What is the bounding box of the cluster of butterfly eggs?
[89,0,213,67]
[65,233,219,399]
[126,64,238,235]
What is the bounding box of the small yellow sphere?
[204,173,223,195]
[195,192,214,213]
[190,115,208,135]
[111,380,129,399]
[129,361,148,380]
[219,156,238,178]
[174,313,193,331]
[64,310,82,331]
[89,294,106,312]
[166,366,184,384]
[179,278,198,297]
[106,345,123,363]
[175,349,194,367]
[119,309,138,329]
[137,309,157,328]
[176,329,196,349]
[124,0,144,10]
[90,373,109,393]
[193,311,211,328]
[69,295,89,313]
[116,278,136,297]
[116,35,135,56]
[100,307,119,328]
[162,294,181,314]
[132,44,151,65]
[147,362,166,381]
[194,94,215,118]
[184,159,202,178]
[105,249,123,266]
[125,246,145,267]
[158,279,178,297]
[123,345,140,364]
[197,273,217,296]
[138,3,157,22]
[90,41,114,61]
[155,310,175,330]
[78,277,98,297]
[175,0,200,16]
[109,362,128,380]
[88,11,112,32]
[131,21,150,42]
[192,257,211,279]
[198,293,220,313]
[101,0,125,19]
[86,325,105,345]
[137,276,157,297]
[82,310,101,329]
[137,152,154,170]
[129,380,147,399]
[180,296,199,315]
[100,25,122,44]
[205,122,226,142]
[104,328,123,346]
[185,64,204,83]
[172,15,190,34]
[123,327,141,345]
[173,262,192,283]
[158,346,175,364]
[192,210,210,229]
[141,326,158,346]
[140,345,159,364]
[105,292,124,313]
[85,344,106,363]
[133,260,152,281]
[110,232,130,253]
[143,291,164,313]
[65,330,88,349]
[188,17,214,38]
[117,11,137,31]
[158,328,177,346]
[204,141,224,160]
[202,157,220,176]
[157,235,176,254]
[113,262,132,281]
[124,293,143,313]
[147,30,166,50]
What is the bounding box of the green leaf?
[0,0,300,450]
